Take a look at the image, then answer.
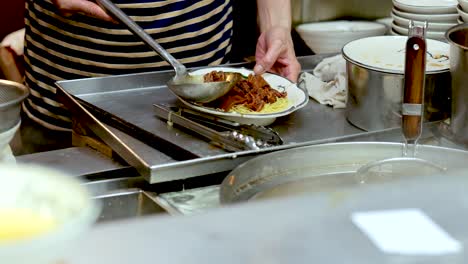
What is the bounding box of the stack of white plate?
[390,0,458,41]
[457,0,468,23]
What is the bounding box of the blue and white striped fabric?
[24,0,233,130]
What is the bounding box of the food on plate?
[203,71,289,113]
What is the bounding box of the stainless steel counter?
[15,120,465,217]
[66,170,468,264]
[56,55,377,183]
[14,54,468,263]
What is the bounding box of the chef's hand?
[253,26,301,82]
[52,0,114,22]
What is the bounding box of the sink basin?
[84,178,180,222]
[94,189,173,223]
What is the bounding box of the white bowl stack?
[390,0,458,41]
[457,0,468,23]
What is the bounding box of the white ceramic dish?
[457,4,468,21]
[342,36,450,74]
[392,22,446,40]
[0,164,100,264]
[459,0,468,11]
[391,12,457,31]
[393,0,458,14]
[389,28,401,36]
[393,7,459,22]
[296,20,387,54]
[178,67,308,126]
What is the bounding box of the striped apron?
[24,0,233,130]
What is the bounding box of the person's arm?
[254,0,301,82]
[52,0,114,22]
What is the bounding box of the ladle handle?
[402,23,426,143]
[96,0,187,75]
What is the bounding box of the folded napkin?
[298,54,347,109]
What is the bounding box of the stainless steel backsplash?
[292,0,393,24]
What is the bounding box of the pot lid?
[342,36,450,74]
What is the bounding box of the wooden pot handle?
[402,34,426,142]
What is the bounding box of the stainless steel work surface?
[67,171,468,264]
[57,55,460,183]
[59,55,361,155]
[56,56,378,181]
[17,147,132,178]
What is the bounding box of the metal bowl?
[0,80,29,133]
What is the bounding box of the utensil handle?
[402,33,426,142]
[95,0,187,75]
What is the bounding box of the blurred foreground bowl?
[0,164,100,264]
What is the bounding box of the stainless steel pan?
[219,142,468,203]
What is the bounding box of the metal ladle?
[355,21,446,180]
[96,0,242,103]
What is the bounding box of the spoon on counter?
[95,0,242,103]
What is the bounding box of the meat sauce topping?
[203,71,287,112]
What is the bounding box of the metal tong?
[153,104,283,152]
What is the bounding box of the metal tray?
[55,55,419,183]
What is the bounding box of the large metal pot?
[220,142,468,203]
[343,36,451,131]
[446,24,468,144]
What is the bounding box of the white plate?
[460,0,468,11]
[343,36,450,74]
[391,12,457,30]
[392,22,446,40]
[393,0,458,14]
[178,67,309,126]
[457,4,468,21]
[389,28,401,36]
[393,7,459,22]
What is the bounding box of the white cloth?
[0,145,15,163]
[0,122,20,164]
[299,54,347,109]
[1,28,25,56]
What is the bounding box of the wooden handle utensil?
[402,22,426,143]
